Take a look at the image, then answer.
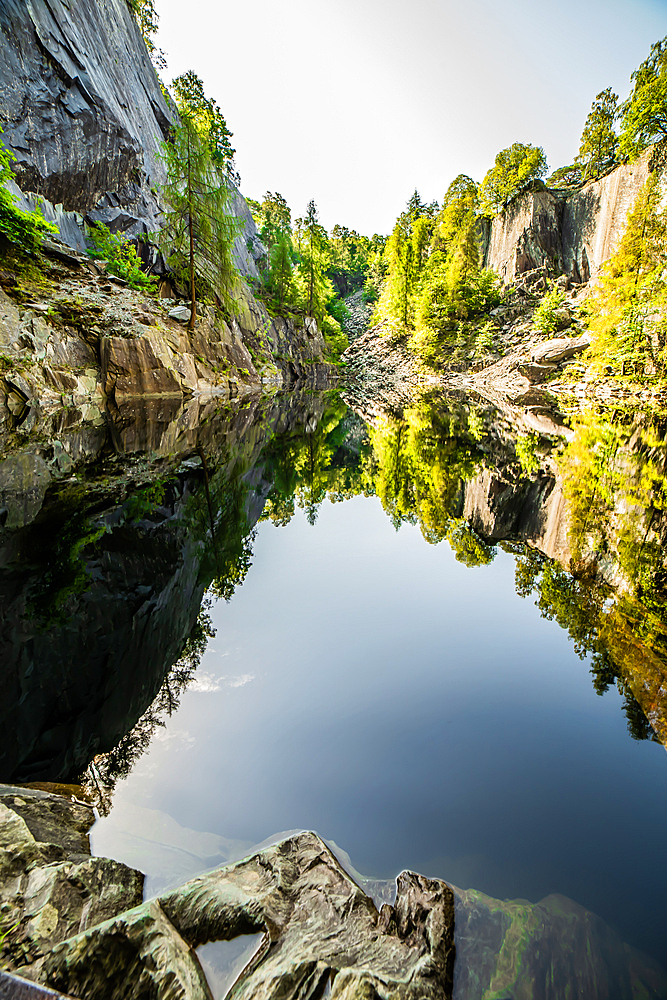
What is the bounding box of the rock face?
[0,0,264,279]
[2,793,664,1000]
[483,152,654,283]
[0,0,171,242]
[22,830,456,1000]
[0,785,143,975]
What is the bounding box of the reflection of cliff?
[0,390,339,783]
[348,390,667,748]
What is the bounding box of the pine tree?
[159,117,239,331]
[619,37,667,160]
[294,200,332,321]
[172,72,236,175]
[576,88,619,180]
[268,231,295,311]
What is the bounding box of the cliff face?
[0,0,263,279]
[483,151,654,283]
[0,0,170,237]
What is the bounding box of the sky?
[153,0,667,235]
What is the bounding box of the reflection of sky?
[93,495,667,965]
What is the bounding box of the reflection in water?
[3,388,667,992]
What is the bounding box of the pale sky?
[154,0,667,235]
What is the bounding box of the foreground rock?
[0,786,143,976]
[2,789,666,999]
[15,823,455,1000]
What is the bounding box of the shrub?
[86,222,156,291]
[0,131,56,255]
[533,283,566,336]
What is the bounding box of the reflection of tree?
[366,394,487,550]
[512,545,660,743]
[81,604,216,814]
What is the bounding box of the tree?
[587,172,667,372]
[159,117,239,331]
[126,0,165,69]
[254,191,292,255]
[378,191,434,332]
[268,231,295,311]
[479,143,548,216]
[619,37,667,160]
[547,164,583,188]
[294,200,331,319]
[416,174,499,345]
[172,71,236,175]
[576,88,619,180]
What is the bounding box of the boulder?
[33,832,456,1000]
[168,306,192,324]
[531,334,590,364]
[517,361,558,382]
[0,787,143,976]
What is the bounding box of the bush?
[533,283,566,336]
[0,131,56,255]
[86,222,156,291]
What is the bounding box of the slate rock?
[531,334,590,364]
[36,832,456,1000]
[168,306,192,324]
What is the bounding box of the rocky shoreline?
[1,786,665,1000]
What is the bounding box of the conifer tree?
[294,200,332,321]
[269,231,295,311]
[159,116,239,331]
[619,37,667,160]
[576,88,619,180]
[172,72,236,175]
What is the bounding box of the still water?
[92,493,667,964]
[3,387,667,994]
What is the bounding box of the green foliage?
[546,164,583,188]
[479,143,548,216]
[253,191,292,255]
[86,222,155,290]
[0,132,56,255]
[515,433,541,475]
[585,172,667,376]
[619,37,667,160]
[267,230,296,311]
[159,116,240,325]
[533,282,566,336]
[447,518,496,566]
[125,0,165,68]
[576,88,619,180]
[473,320,495,358]
[172,71,236,173]
[413,177,500,359]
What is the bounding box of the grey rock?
[0,787,143,977]
[531,334,590,364]
[36,831,455,1000]
[517,362,558,382]
[0,452,52,528]
[0,0,172,236]
[483,150,654,283]
[0,970,73,999]
[168,306,192,324]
